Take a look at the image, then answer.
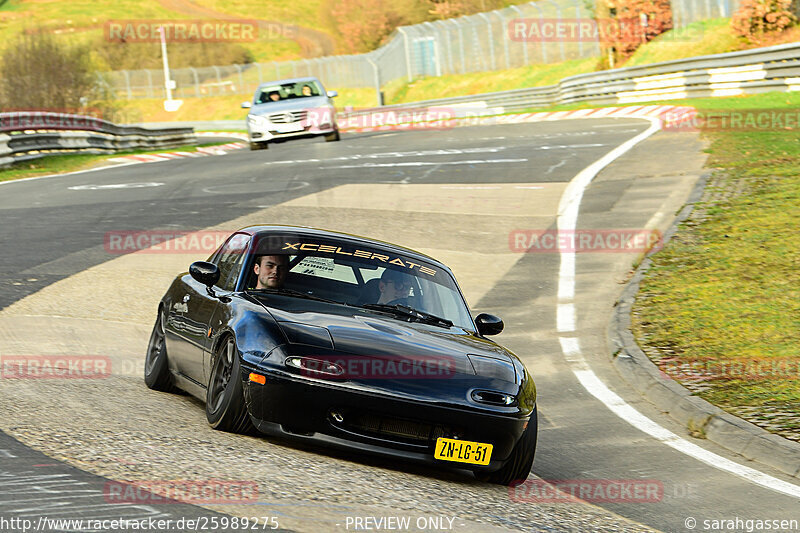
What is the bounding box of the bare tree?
[0,30,96,112]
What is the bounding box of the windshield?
[244,234,474,330]
[255,80,324,104]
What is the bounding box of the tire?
[249,141,268,150]
[144,306,176,392]
[324,129,340,142]
[476,408,537,486]
[206,335,254,434]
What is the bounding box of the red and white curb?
[107,135,246,164]
[339,105,698,133]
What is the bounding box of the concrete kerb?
[608,172,800,480]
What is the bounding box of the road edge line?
[608,175,800,480]
[555,117,800,497]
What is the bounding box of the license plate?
[275,123,304,133]
[434,437,492,465]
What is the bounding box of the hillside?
[0,0,535,68]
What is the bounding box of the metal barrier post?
[497,11,511,69]
[366,56,382,106]
[398,27,413,81]
[189,67,200,97]
[123,70,132,100]
[509,5,530,66]
[478,13,496,71]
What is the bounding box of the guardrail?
[340,41,800,117]
[0,112,196,168]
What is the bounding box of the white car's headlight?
[248,115,267,127]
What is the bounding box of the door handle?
[183,294,190,303]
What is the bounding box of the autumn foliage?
[328,0,514,54]
[595,0,673,62]
[732,0,798,40]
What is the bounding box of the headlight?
[248,115,267,127]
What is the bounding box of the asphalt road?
[1,120,798,532]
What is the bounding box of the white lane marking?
[556,304,576,333]
[263,144,605,168]
[320,159,527,169]
[547,159,567,175]
[556,120,662,301]
[441,185,501,190]
[440,185,543,190]
[555,117,800,499]
[263,147,508,166]
[574,366,800,499]
[0,161,141,188]
[68,182,164,190]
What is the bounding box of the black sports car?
[145,226,537,485]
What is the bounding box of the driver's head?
[254,255,288,289]
[378,269,410,304]
[269,91,280,101]
[301,84,312,96]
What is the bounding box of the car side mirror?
[241,101,252,109]
[190,261,220,287]
[326,90,338,98]
[475,313,504,336]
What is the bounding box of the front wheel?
[206,336,254,434]
[144,307,176,392]
[476,408,537,486]
[324,129,340,142]
[249,141,268,150]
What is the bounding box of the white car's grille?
[269,111,308,123]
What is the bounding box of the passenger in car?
[376,269,411,305]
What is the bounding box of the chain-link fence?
[104,0,600,101]
[103,0,743,102]
[671,0,740,28]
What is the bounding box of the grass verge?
[0,141,235,183]
[630,92,800,441]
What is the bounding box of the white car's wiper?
[360,303,453,328]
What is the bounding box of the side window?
[215,234,251,291]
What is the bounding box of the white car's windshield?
[255,81,324,104]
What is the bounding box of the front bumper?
[247,118,337,143]
[241,366,530,472]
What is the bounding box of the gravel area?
[1,368,656,532]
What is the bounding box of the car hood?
[250,294,520,384]
[248,96,331,115]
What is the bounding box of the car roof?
[235,225,448,270]
[256,77,322,89]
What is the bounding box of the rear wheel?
[249,141,268,150]
[144,307,176,392]
[476,408,537,486]
[206,336,254,434]
[324,129,340,142]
